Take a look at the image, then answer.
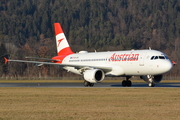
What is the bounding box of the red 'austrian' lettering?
[109,53,139,62]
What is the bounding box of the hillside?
[0,0,179,78]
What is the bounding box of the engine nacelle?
[83,69,105,83]
[141,75,163,83]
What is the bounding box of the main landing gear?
[84,80,94,87]
[122,76,132,87]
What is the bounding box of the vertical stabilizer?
[54,23,74,56]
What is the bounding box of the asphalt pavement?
[0,82,180,88]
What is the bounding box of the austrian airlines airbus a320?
[5,23,175,87]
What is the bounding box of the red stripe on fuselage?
[58,47,74,56]
[51,55,67,64]
[52,47,74,63]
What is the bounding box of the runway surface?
[0,82,180,88]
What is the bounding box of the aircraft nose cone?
[163,60,173,72]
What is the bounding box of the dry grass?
[0,88,180,120]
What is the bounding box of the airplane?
[4,23,175,87]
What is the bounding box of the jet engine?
[83,69,105,83]
[141,75,163,83]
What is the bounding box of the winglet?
[4,57,8,64]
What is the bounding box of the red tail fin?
[54,23,74,56]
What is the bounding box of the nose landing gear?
[148,82,155,87]
[147,75,155,87]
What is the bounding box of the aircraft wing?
[25,57,60,62]
[4,58,112,72]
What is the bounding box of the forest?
[0,0,180,79]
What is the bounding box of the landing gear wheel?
[122,80,127,87]
[84,81,94,87]
[89,83,94,87]
[148,82,155,87]
[84,81,89,87]
[122,79,132,87]
[127,80,132,87]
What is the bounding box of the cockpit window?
[150,55,167,60]
[151,56,154,60]
[159,56,165,59]
[165,56,169,59]
[154,56,158,59]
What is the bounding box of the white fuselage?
[61,49,173,76]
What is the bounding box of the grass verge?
[0,88,180,120]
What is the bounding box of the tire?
[84,81,89,87]
[148,82,155,87]
[122,80,127,87]
[89,83,94,87]
[127,80,132,87]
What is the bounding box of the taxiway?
[0,82,180,88]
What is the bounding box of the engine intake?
[83,69,105,83]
